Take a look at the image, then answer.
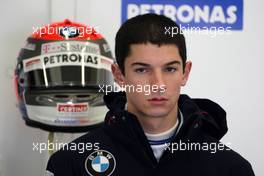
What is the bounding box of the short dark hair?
[115,13,187,75]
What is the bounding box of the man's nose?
[151,70,165,86]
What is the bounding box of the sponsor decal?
[54,118,90,125]
[43,52,98,66]
[24,58,41,68]
[23,58,42,72]
[41,41,100,55]
[23,41,112,72]
[55,103,92,124]
[22,52,113,72]
[85,150,116,176]
[57,103,89,113]
[122,0,243,30]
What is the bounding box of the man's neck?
[127,105,178,134]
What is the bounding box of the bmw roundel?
[85,150,116,176]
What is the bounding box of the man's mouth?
[148,97,168,101]
[147,97,168,104]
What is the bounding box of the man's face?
[113,43,191,118]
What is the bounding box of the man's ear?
[111,63,125,86]
[181,61,192,86]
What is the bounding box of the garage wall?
[0,0,263,175]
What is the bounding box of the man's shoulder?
[191,134,254,175]
[218,145,254,174]
[203,136,254,175]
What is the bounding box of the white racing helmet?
[14,19,114,132]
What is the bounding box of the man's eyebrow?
[165,61,181,66]
[131,60,181,67]
[131,62,150,67]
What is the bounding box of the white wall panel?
[0,0,263,175]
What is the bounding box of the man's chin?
[144,109,170,118]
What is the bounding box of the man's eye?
[134,68,147,73]
[165,67,177,72]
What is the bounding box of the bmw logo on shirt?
[85,150,116,176]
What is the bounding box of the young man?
[46,14,255,176]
